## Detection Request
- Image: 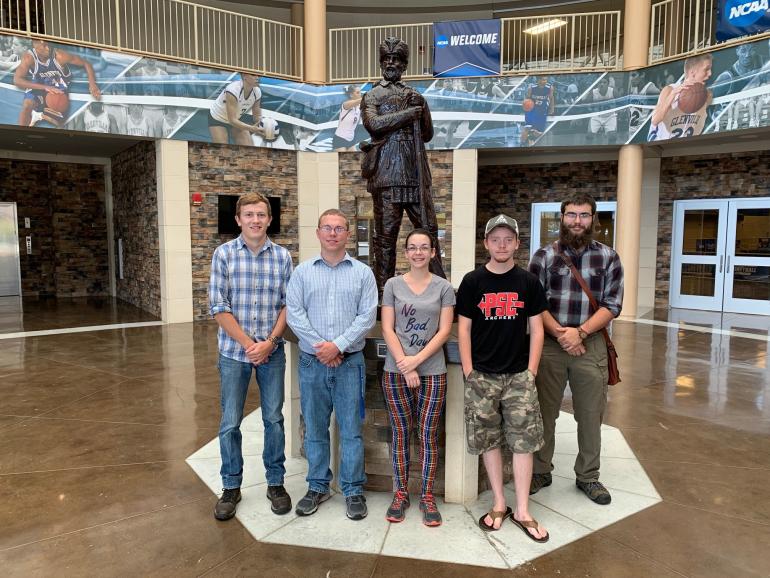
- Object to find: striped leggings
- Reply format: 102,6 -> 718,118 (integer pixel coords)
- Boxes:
381,372 -> 447,496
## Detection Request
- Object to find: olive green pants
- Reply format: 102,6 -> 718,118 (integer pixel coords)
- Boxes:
533,333 -> 609,483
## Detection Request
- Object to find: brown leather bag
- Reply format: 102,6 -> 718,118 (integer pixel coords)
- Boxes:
555,245 -> 621,385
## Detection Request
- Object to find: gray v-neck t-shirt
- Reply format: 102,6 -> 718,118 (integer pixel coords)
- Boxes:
382,274 -> 456,375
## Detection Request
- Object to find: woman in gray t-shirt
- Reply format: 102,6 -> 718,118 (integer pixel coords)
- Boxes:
380,229 -> 455,527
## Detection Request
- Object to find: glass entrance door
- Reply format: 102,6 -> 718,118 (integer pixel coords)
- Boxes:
723,200 -> 770,315
670,200 -> 727,311
671,198 -> 770,315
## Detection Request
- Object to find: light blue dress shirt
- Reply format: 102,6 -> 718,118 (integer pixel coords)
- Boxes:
286,253 -> 378,355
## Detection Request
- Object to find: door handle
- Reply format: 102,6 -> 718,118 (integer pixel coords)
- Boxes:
719,255 -> 723,273
726,255 -> 731,274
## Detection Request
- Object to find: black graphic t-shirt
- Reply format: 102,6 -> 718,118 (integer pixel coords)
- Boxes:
456,264 -> 547,374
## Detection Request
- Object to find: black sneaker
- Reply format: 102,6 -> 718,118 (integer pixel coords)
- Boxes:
295,489 -> 331,516
576,480 -> 612,505
266,485 -> 292,515
214,488 -> 241,521
529,473 -> 552,495
419,494 -> 442,527
385,490 -> 410,523
346,495 -> 368,520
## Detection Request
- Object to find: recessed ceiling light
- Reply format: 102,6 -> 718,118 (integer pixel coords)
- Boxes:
524,19 -> 568,35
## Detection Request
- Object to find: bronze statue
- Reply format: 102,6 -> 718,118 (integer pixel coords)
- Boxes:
360,37 -> 446,292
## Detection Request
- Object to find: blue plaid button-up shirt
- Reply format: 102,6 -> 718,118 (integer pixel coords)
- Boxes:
209,236 -> 293,363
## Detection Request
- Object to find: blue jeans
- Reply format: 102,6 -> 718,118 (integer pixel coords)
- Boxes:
218,346 -> 286,489
298,351 -> 366,497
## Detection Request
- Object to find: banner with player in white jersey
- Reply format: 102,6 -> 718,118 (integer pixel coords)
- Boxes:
3,31 -> 770,151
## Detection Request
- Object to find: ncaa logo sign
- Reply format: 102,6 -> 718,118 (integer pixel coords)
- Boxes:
436,35 -> 449,48
725,0 -> 769,27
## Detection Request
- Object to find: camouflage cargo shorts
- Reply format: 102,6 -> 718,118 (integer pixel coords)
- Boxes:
464,369 -> 544,455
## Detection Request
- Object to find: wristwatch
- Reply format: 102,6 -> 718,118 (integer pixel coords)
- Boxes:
577,327 -> 588,341
267,335 -> 280,346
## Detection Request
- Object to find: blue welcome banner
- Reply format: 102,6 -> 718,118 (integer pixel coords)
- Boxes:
716,0 -> 770,41
433,19 -> 501,77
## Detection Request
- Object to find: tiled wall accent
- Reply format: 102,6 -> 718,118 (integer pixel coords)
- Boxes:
338,151 -> 453,277
111,142 -> 161,316
656,150 -> 770,306
0,158 -> 108,297
476,161 -> 619,270
187,142 -> 299,320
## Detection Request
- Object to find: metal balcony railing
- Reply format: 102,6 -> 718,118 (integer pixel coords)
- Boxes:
0,0 -> 303,80
328,11 -> 622,82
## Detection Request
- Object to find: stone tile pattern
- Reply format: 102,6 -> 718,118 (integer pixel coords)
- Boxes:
338,151 -> 453,278
656,150 -> 770,306
0,158 -> 109,297
187,142 -> 299,320
475,160 -> 618,489
111,141 -> 161,317
476,161 -> 618,271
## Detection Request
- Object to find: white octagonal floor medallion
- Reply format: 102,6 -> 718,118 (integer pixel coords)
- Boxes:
186,411 -> 660,569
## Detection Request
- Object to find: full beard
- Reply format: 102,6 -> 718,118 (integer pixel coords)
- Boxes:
560,222 -> 593,250
382,66 -> 403,83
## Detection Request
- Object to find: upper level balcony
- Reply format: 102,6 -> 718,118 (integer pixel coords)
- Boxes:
2,0 -> 770,83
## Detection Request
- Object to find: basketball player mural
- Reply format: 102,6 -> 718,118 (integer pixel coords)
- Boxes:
649,53 -> 712,142
13,39 -> 101,128
361,37 -> 446,293
521,76 -> 554,146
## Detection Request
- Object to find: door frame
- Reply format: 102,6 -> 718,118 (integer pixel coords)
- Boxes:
530,201 -> 617,261
0,202 -> 22,298
670,199 -> 728,312
723,197 -> 770,315
670,197 -> 770,315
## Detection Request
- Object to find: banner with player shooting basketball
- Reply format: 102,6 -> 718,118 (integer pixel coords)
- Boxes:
3,31 -> 770,151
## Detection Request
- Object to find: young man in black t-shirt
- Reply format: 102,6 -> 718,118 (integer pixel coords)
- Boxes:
457,214 -> 549,543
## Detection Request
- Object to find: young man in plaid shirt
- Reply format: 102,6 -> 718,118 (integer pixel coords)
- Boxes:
528,193 -> 623,505
209,192 -> 293,521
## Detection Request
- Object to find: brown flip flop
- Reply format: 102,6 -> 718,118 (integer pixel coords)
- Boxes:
478,506 -> 512,532
511,516 -> 550,543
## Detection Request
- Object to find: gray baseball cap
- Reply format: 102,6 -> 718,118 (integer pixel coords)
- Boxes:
484,214 -> 519,237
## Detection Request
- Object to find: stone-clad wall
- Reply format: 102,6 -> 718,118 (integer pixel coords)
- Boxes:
111,142 -> 161,316
476,161 -> 619,270
187,143 -> 299,321
0,158 -> 109,297
338,151 -> 453,277
657,150 -> 770,306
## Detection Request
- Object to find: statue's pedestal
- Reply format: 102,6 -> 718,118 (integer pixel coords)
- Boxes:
284,322 -> 479,504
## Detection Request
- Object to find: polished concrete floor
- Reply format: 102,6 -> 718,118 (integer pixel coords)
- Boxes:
1,313 -> 769,577
0,296 -> 160,334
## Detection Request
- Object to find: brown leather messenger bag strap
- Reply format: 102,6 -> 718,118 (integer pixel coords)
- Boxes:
552,242 -> 620,384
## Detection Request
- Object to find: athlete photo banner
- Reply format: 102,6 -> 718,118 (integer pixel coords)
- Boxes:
716,0 -> 770,42
433,19 -> 501,77
3,31 -> 770,151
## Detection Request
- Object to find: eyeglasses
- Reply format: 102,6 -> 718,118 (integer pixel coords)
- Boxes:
563,212 -> 593,220
319,225 -> 348,234
406,245 -> 431,253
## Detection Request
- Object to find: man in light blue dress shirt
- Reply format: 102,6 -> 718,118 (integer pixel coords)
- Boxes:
286,208 -> 378,520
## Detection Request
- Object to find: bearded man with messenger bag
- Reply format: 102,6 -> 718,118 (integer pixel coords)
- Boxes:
528,193 -> 623,506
